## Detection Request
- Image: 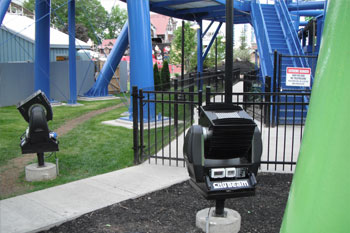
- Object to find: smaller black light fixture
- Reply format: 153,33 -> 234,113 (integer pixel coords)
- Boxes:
184,103 -> 262,216
17,90 -> 59,166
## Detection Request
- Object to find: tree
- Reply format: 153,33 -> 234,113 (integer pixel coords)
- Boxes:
234,26 -> 251,62
24,0 -> 108,43
203,35 -> 225,69
153,64 -> 161,91
239,28 -> 248,50
62,23 -> 89,42
169,22 -> 197,72
161,61 -> 170,90
104,5 -> 128,39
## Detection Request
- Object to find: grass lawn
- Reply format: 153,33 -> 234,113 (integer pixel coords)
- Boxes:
0,100 -> 122,166
27,104 -> 133,192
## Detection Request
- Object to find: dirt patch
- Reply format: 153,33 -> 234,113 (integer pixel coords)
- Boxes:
0,103 -> 124,199
42,173 -> 292,233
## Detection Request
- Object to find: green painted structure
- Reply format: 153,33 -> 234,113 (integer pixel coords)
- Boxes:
280,1 -> 350,232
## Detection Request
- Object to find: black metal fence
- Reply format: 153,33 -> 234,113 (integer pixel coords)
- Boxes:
132,71 -> 310,172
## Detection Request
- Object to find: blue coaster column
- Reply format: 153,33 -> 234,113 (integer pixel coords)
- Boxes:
35,0 -> 51,98
127,0 -> 155,120
0,0 -> 11,25
85,22 -> 129,96
196,20 -> 203,90
68,0 -> 77,104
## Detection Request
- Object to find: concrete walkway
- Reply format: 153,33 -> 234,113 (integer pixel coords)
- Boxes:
0,163 -> 189,233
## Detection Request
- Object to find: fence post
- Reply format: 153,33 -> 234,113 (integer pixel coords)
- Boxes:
206,86 -> 211,105
215,71 -> 219,92
174,79 -> 178,127
272,51 -> 278,127
277,54 -> 282,126
264,76 -> 271,126
139,88 -> 144,162
198,89 -> 203,116
132,86 -> 139,164
190,74 -> 195,123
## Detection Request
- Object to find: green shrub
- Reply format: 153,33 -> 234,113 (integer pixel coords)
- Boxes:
153,64 -> 161,91
161,60 -> 171,90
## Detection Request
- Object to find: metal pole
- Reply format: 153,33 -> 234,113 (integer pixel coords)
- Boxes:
181,20 -> 185,91
68,0 -> 77,104
215,199 -> 226,217
37,152 -> 45,167
225,0 -> 233,104
215,38 -> 218,72
35,0 -> 51,98
197,20 -> 203,90
132,86 -> 139,164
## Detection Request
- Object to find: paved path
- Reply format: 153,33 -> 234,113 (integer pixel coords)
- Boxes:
0,163 -> 189,233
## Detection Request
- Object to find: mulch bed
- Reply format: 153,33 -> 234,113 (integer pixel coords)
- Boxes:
42,173 -> 292,233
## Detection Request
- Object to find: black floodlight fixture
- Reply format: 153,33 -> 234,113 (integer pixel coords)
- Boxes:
17,90 -> 59,166
184,103 -> 262,216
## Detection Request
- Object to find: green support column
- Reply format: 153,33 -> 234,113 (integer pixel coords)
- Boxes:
280,1 -> 350,233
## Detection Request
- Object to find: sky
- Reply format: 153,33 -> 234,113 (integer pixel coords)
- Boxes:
99,0 -> 127,13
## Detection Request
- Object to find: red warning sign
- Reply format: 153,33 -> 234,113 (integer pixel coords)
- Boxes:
286,67 -> 311,87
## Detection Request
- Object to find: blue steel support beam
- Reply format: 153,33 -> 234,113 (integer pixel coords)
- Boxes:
202,22 -> 222,60
175,5 -> 223,15
151,0 -> 203,8
68,0 -> 77,104
288,1 -> 325,11
197,20 -> 203,90
202,20 -> 214,39
85,22 -> 129,96
35,0 -> 51,98
299,21 -> 308,27
0,0 -> 11,26
291,10 -> 323,17
127,0 -> 155,120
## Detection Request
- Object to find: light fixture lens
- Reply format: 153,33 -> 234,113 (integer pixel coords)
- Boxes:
211,168 -> 225,179
191,23 -> 200,30
225,168 -> 236,178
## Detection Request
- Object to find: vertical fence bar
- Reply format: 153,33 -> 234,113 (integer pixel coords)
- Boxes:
272,50 -> 278,127
169,92 -> 172,165
174,79 -> 179,166
132,86 -> 139,164
198,90 -> 203,116
243,74 -> 247,110
190,74 -> 194,125
161,92 -> 164,165
277,54 -> 282,125
300,94 -> 305,142
154,92 -> 158,164
291,94 -> 296,171
139,89 -> 144,162
147,92 -> 151,163
282,93 -> 288,171
265,76 -> 271,126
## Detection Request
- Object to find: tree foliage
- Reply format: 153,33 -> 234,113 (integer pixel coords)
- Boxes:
105,5 -> 128,39
203,36 -> 225,69
23,0 -> 127,44
239,28 -> 248,50
169,22 -> 197,72
161,61 -> 170,90
153,64 -> 161,91
234,27 -> 251,62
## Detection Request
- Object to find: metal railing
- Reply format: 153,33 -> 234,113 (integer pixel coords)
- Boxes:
132,72 -> 310,172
